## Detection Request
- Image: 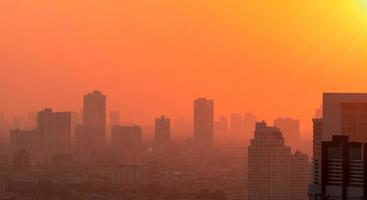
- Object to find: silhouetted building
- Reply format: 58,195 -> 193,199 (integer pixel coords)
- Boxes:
38,109 -> 71,154
12,150 -> 30,171
111,125 -> 142,151
82,90 -> 106,147
193,98 -> 214,145
230,113 -> 243,136
110,111 -> 120,127
10,129 -> 38,153
155,116 -> 170,144
249,121 -> 310,200
309,135 -> 367,199
243,113 -> 257,139
312,118 -> 323,186
274,117 -> 300,145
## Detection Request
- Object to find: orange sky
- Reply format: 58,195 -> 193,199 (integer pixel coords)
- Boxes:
1,0 -> 367,138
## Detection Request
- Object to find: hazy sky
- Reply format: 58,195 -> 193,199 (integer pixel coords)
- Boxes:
1,0 -> 367,137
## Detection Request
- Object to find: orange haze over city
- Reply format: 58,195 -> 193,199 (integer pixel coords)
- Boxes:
2,0 -> 367,139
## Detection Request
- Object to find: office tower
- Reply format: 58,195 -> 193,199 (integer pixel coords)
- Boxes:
110,111 -> 120,126
214,116 -> 228,135
274,117 -> 300,145
111,125 -> 142,151
230,113 -> 243,136
38,109 -> 71,154
291,151 -> 311,200
248,121 -> 292,200
243,113 -> 257,139
193,98 -> 214,145
12,150 -> 30,171
248,121 -> 310,200
309,135 -> 367,199
10,129 -> 38,154
309,93 -> 367,199
155,116 -> 170,144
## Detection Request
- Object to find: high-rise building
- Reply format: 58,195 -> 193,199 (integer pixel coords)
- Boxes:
230,113 -> 243,136
243,113 -> 257,139
193,98 -> 214,145
274,117 -> 300,145
249,121 -> 310,200
309,93 -> 367,199
111,125 -> 142,151
37,109 -> 71,154
10,129 -> 38,154
77,91 -> 107,151
309,135 -> 367,199
155,116 -> 170,144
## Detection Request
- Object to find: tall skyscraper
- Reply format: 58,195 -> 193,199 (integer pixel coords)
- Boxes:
37,109 -> 71,154
248,121 -> 310,200
274,117 -> 300,145
155,116 -> 170,144
111,125 -> 142,151
230,113 -> 243,136
77,90 -> 107,149
193,98 -> 214,145
309,93 -> 367,199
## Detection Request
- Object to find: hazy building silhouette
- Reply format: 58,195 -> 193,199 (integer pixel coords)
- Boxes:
155,116 -> 170,144
193,98 -> 214,145
83,90 -> 106,146
274,117 -> 300,145
110,111 -> 120,127
214,116 -> 228,136
12,150 -> 30,171
243,113 -> 257,139
230,113 -> 243,136
249,121 -> 310,200
38,109 -> 71,155
312,118 -> 323,186
111,125 -> 142,151
10,129 -> 38,154
112,164 -> 139,185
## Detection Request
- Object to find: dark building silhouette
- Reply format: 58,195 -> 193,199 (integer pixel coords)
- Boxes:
193,98 -> 214,145
111,125 -> 142,151
38,109 -> 71,154
155,116 -> 170,144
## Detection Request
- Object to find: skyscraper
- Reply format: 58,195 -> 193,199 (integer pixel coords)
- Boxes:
37,109 -> 71,154
248,121 -> 310,200
274,117 -> 300,145
193,98 -> 214,145
230,113 -> 243,136
79,90 -> 106,148
155,116 -> 170,144
111,125 -> 142,151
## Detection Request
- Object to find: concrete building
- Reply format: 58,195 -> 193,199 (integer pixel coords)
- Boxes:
193,98 -> 214,145
155,116 -> 171,144
111,125 -> 142,151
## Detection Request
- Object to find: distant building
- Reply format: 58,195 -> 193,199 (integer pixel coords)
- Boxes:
111,126 -> 142,151
230,113 -> 243,136
243,113 -> 257,139
274,117 -> 300,145
214,116 -> 228,136
112,164 -> 139,185
248,121 -> 310,200
38,108 -> 71,154
193,98 -> 214,145
12,150 -> 30,171
10,129 -> 38,154
155,116 -> 171,144
110,111 -> 120,127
